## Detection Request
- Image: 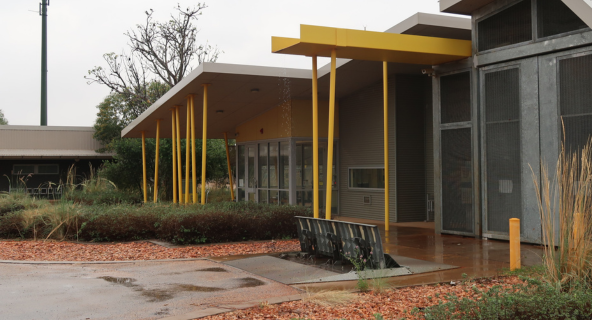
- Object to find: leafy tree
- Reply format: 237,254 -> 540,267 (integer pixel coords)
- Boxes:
0,109 -> 8,125
88,4 -> 229,198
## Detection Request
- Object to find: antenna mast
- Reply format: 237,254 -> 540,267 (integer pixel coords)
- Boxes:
40,0 -> 49,126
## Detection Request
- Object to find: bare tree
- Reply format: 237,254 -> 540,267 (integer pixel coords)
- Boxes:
86,4 -> 221,118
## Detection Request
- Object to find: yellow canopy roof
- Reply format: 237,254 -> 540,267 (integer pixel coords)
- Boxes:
272,25 -> 472,65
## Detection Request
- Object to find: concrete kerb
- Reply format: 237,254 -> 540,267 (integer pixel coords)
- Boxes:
0,257 -> 209,265
159,293 -> 306,320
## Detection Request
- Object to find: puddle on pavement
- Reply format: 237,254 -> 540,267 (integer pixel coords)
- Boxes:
141,288 -> 175,302
99,276 -> 137,288
238,277 -> 265,288
278,253 -> 355,274
174,284 -> 225,292
196,267 -> 228,272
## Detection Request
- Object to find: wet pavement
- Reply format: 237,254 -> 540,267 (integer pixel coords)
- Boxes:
0,259 -> 300,320
294,217 -> 544,291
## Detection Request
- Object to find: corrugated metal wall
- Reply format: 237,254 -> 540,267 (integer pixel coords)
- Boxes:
396,76 -> 429,222
338,78 -> 396,222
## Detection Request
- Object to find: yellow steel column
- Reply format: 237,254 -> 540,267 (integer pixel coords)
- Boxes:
142,131 -> 147,203
201,84 -> 210,205
325,49 -> 337,220
153,119 -> 161,203
312,55 -> 319,219
175,106 -> 183,203
190,95 -> 197,204
383,61 -> 389,231
185,99 -> 191,204
224,132 -> 235,201
171,110 -> 178,204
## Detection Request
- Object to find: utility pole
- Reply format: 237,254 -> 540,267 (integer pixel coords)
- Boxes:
40,0 -> 49,126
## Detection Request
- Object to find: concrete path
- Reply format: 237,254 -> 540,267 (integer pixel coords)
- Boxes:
0,259 -> 300,320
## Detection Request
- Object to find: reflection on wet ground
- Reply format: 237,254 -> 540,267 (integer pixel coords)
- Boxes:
99,276 -> 226,302
295,217 -> 544,291
197,267 -> 228,272
238,277 -> 266,288
278,253 -> 356,274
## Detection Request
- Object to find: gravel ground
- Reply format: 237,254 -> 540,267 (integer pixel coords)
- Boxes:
0,239 -> 300,261
202,276 -> 525,320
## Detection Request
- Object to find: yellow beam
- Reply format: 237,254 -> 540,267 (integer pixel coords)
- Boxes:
325,49 -> 337,220
272,25 -> 472,65
224,132 -> 235,201
171,109 -> 177,204
153,119 -> 161,203
190,95 -> 197,204
185,99 -> 191,204
383,61 -> 389,231
141,131 -> 147,203
175,106 -> 183,203
312,56 -> 319,219
201,84 -> 210,205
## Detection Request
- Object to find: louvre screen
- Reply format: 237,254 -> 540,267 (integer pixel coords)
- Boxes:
478,0 -> 532,52
560,54 -> 592,154
537,0 -> 588,38
440,72 -> 471,124
485,68 -> 522,233
441,128 -> 473,233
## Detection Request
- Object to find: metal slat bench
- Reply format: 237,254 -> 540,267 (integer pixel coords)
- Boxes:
295,216 -> 400,269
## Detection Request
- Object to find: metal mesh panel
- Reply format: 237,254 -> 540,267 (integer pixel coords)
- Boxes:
537,0 -> 588,38
478,0 -> 532,52
560,54 -> 592,154
441,128 -> 473,233
440,72 -> 471,124
485,69 -> 520,122
485,68 -> 522,233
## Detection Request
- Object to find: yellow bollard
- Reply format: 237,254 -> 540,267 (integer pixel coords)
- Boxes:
509,218 -> 521,271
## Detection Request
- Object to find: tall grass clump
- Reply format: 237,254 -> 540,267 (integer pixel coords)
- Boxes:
534,137 -> 592,290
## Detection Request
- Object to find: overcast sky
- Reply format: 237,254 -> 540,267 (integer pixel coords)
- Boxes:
0,0 -> 446,127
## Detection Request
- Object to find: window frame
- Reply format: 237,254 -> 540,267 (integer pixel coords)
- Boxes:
347,167 -> 386,191
12,164 -> 59,175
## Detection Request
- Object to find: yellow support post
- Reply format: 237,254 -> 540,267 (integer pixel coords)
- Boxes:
141,131 -> 147,203
191,95 -> 197,204
224,132 -> 235,201
185,99 -> 191,204
171,110 -> 178,204
383,61 -> 389,231
325,49 -> 337,220
312,55 -> 319,219
175,106 -> 183,203
153,119 -> 161,203
510,218 -> 521,271
201,84 -> 210,205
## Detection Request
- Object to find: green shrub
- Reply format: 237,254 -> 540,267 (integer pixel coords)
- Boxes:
65,189 -> 142,205
0,192 -> 47,216
415,277 -> 592,320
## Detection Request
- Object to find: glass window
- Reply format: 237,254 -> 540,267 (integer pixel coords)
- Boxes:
37,164 -> 59,174
269,143 -> 278,188
279,142 -> 289,189
258,144 -> 268,188
238,145 -> 245,188
269,190 -> 279,205
248,147 -> 255,188
303,145 -> 313,188
258,189 -> 268,204
13,165 -> 35,175
349,168 -> 385,189
296,144 -> 303,188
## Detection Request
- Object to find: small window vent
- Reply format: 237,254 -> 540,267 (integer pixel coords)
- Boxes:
363,195 -> 372,205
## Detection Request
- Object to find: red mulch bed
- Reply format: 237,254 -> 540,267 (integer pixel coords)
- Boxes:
0,239 -> 300,261
202,276 -> 525,320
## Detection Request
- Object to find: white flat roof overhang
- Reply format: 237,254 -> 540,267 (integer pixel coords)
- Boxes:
121,63 -> 312,139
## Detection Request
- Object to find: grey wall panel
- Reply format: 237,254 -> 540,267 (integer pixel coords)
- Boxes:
396,76 -> 429,222
425,80 -> 435,222
338,78 -> 396,222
